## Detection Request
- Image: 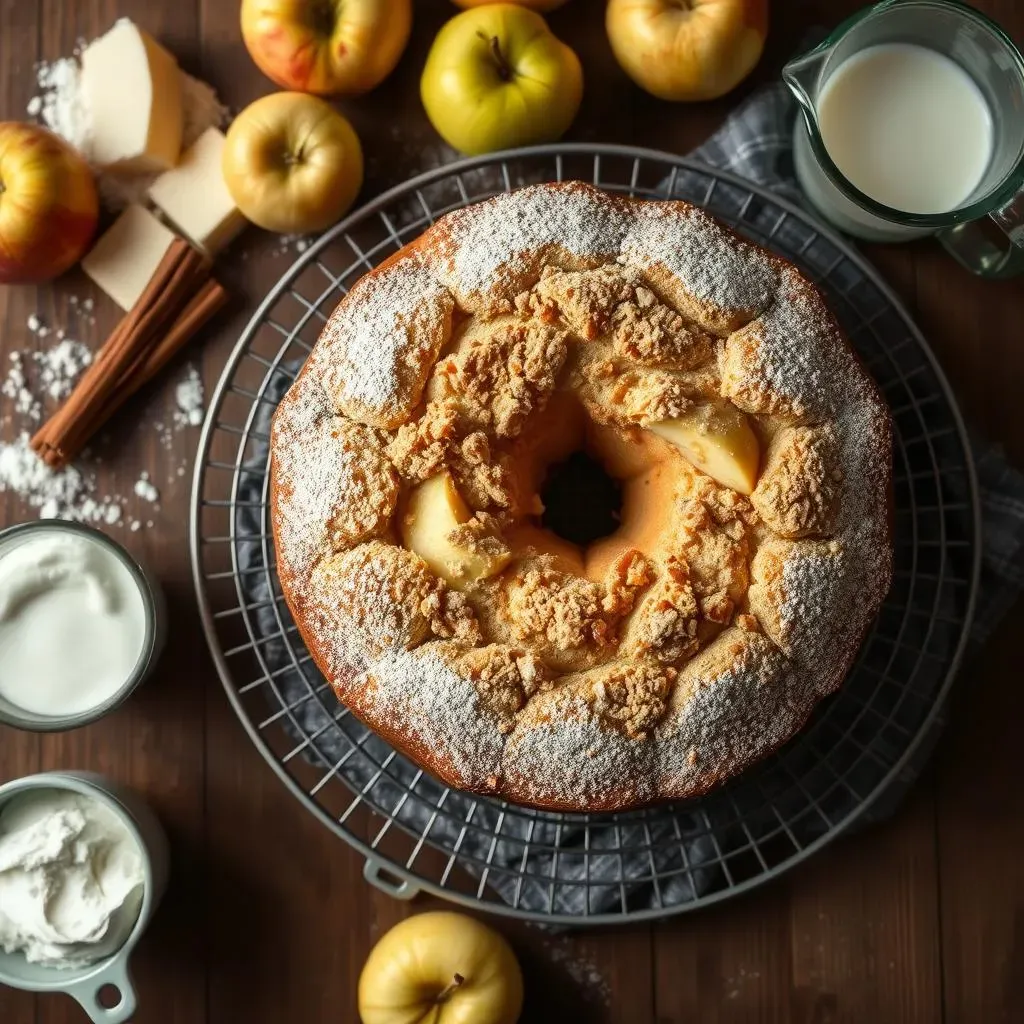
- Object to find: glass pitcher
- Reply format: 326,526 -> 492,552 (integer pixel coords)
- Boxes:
783,0 -> 1024,278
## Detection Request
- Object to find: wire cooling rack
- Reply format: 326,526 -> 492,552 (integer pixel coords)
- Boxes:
190,145 -> 980,925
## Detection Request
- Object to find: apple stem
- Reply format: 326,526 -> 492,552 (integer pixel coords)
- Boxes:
436,973 -> 466,1003
477,31 -> 513,82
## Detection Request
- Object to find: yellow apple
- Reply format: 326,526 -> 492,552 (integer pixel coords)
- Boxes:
606,0 -> 768,101
649,402 -> 760,494
221,92 -> 363,234
421,4 -> 583,155
241,0 -> 412,96
0,123 -> 98,284
401,472 -> 511,587
454,0 -> 568,9
359,911 -> 523,1024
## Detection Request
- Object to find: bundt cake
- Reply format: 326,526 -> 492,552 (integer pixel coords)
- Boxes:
269,182 -> 892,812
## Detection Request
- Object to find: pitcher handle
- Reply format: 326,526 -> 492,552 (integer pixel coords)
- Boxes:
936,184 -> 1024,279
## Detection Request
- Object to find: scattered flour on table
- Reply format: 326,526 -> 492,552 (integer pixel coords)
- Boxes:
269,234 -> 312,258
173,366 -> 205,428
2,334 -> 93,425
541,938 -> 611,1007
29,56 -> 89,151
133,471 -> 159,504
0,309 -> 197,525
28,32 -> 229,212
0,434 -> 122,524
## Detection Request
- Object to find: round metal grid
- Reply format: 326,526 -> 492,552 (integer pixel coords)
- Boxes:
190,145 -> 981,925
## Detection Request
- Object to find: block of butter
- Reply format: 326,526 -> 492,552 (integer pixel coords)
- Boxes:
81,204 -> 178,312
81,19 -> 183,173
147,128 -> 247,255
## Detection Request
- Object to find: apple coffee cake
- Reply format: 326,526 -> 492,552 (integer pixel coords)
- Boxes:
269,182 -> 892,811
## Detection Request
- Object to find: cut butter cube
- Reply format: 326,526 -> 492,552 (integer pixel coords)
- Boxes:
147,128 -> 246,254
81,19 -> 183,172
81,204 -> 177,311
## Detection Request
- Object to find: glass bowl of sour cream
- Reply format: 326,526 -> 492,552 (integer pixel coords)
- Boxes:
0,771 -> 170,1023
0,521 -> 166,731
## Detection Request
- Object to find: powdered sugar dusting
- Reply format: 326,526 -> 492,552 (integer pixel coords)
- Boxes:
729,266 -> 891,672
434,184 -> 777,321
316,255 -> 452,428
503,692 -> 657,807
304,577 -> 507,789
438,186 -> 626,300
624,201 -> 777,317
273,386 -> 350,577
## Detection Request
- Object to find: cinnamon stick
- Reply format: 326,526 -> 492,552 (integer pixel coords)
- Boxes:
131,279 -> 229,389
53,280 -> 230,455
31,240 -> 206,468
111,258 -> 209,392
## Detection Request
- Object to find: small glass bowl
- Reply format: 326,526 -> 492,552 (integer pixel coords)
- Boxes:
0,520 -> 167,731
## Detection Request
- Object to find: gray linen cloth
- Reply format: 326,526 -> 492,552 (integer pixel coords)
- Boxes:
235,86 -> 1024,915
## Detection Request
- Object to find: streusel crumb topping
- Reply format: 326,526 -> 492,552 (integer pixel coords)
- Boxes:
429,320 -> 569,438
752,423 -> 841,538
322,541 -> 480,653
505,560 -> 613,653
626,556 -> 701,663
386,400 -> 460,482
588,661 -> 677,738
455,644 -> 553,731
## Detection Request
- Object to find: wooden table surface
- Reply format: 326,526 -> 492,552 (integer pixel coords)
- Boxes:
1,1 -> 1022,1022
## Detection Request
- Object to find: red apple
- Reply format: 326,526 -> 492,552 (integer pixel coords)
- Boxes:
0,123 -> 99,284
240,0 -> 412,96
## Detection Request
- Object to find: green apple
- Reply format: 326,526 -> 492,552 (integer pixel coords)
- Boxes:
421,3 -> 583,155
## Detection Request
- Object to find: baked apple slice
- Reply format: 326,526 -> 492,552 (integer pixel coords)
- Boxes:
650,402 -> 760,495
401,472 -> 510,586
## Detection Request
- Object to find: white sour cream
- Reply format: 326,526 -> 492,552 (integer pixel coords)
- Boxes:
0,531 -> 147,717
0,789 -> 145,968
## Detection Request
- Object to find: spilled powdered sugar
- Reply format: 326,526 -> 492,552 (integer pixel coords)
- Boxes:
541,938 -> 612,1007
0,434 -> 122,524
133,472 -> 159,504
2,337 -> 93,425
173,366 -> 205,428
1,315 -> 203,525
272,183 -> 892,806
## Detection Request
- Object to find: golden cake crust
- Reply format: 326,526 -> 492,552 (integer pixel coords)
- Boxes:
270,182 -> 893,812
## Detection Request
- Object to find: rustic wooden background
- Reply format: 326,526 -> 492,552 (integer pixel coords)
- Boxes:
1,1 -> 1022,1021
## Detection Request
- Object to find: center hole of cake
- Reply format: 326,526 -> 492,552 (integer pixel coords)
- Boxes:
540,450 -> 622,547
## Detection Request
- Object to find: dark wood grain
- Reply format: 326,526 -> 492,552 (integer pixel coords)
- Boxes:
1,2 -> 1022,1022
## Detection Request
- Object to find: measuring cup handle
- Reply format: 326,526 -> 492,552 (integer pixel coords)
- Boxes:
936,184 -> 1024,279
65,959 -> 137,1024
